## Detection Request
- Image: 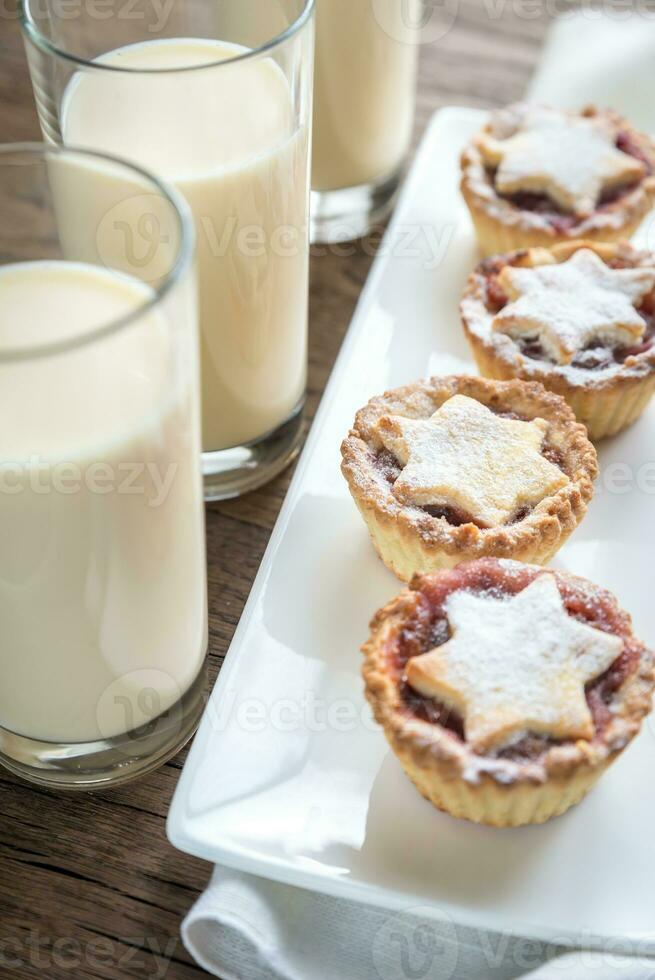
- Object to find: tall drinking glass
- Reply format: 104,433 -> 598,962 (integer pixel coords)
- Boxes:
21,0 -> 315,500
311,0 -> 421,243
0,144 -> 207,789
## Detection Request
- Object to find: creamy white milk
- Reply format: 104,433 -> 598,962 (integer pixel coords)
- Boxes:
312,0 -> 419,192
61,39 -> 309,452
0,261 -> 206,743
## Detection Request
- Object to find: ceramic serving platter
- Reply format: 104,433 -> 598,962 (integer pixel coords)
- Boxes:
168,108 -> 655,950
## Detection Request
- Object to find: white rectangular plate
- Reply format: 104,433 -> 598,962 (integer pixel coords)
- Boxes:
169,108 -> 655,949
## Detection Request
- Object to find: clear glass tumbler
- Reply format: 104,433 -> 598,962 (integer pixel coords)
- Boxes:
311,0 -> 422,243
22,0 -> 315,501
0,144 -> 208,789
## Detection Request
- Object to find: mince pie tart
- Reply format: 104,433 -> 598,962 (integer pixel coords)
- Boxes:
461,104 -> 655,257
461,240 -> 655,440
340,376 -> 597,582
362,559 -> 654,826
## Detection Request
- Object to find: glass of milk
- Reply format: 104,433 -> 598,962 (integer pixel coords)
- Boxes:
312,0 -> 422,243
0,144 -> 208,789
21,0 -> 315,501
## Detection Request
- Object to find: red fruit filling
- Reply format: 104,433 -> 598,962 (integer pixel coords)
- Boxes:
385,559 -> 639,760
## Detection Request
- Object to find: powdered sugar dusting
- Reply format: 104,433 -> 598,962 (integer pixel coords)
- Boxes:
375,394 -> 569,528
493,249 -> 655,365
478,107 -> 645,217
406,575 -> 623,753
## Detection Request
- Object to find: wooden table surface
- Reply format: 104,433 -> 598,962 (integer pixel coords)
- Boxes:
0,4 -> 550,977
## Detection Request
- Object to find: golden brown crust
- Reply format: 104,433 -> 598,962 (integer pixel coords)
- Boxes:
460,240 -> 655,440
362,561 -> 655,826
460,104 -> 655,258
340,375 -> 598,582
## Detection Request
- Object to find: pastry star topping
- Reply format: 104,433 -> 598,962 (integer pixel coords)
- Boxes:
478,107 -> 645,217
493,249 -> 655,365
406,575 -> 623,752
375,394 -> 569,528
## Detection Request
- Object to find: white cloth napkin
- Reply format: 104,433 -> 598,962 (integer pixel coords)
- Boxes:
528,10 -> 655,129
183,868 -> 655,980
181,14 -> 655,979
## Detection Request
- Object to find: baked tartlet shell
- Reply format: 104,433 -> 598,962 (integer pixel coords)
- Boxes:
461,241 -> 655,441
460,106 -> 655,258
362,567 -> 655,827
341,376 -> 598,583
